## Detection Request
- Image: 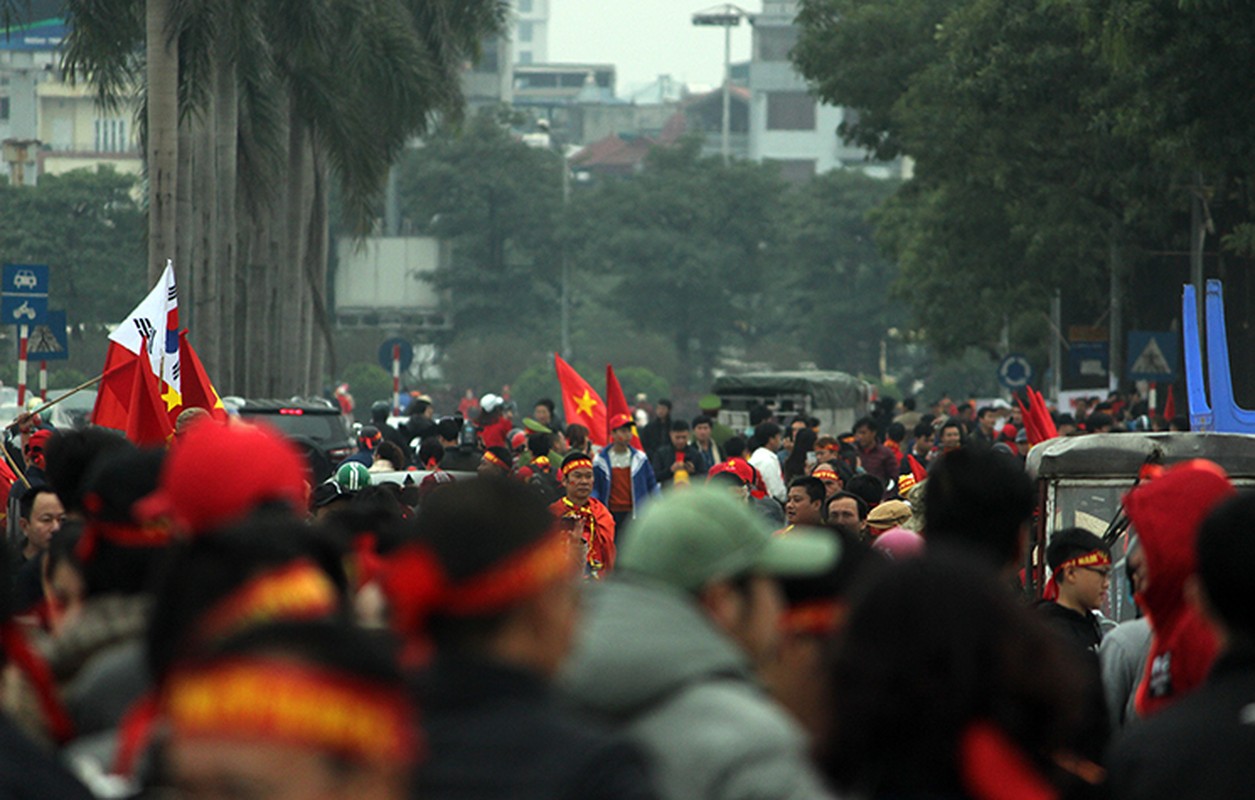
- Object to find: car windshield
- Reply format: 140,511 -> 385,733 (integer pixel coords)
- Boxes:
241,411 -> 344,442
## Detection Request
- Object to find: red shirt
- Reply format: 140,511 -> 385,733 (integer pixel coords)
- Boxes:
550,496 -> 616,577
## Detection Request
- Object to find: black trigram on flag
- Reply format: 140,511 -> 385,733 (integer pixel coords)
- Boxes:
134,317 -> 157,352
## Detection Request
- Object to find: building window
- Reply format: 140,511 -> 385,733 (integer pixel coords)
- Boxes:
766,92 -> 816,131
0,97 -> 9,121
755,26 -> 798,62
94,118 -> 128,152
474,39 -> 501,73
518,21 -> 533,43
518,50 -> 533,65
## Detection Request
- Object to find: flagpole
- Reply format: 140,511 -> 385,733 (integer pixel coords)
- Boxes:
0,439 -> 30,490
5,373 -> 107,433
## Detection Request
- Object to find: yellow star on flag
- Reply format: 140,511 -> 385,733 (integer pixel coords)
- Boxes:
162,383 -> 183,413
574,390 -> 598,418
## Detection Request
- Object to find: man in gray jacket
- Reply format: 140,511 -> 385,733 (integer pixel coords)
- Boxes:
562,485 -> 840,800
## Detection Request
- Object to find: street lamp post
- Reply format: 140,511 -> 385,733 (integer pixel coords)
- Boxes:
692,4 -> 747,165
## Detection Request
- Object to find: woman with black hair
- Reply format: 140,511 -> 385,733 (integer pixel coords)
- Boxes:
784,428 -> 818,484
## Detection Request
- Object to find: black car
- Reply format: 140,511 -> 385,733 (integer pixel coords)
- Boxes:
223,397 -> 354,482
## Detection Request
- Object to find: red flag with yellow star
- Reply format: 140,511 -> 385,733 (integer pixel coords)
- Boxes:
555,354 -> 607,447
605,364 -> 643,450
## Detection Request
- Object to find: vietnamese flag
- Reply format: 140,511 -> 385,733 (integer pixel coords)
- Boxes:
605,364 -> 643,450
1163,384 -> 1177,420
555,354 -> 607,447
92,341 -> 144,432
124,338 -> 174,446
177,331 -> 228,423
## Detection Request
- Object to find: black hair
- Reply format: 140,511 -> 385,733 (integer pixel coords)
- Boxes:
977,406 -> 996,418
939,417 -> 963,434
853,416 -> 877,434
749,405 -> 773,426
669,419 -> 691,433
43,428 -> 133,517
708,471 -> 745,489
924,448 -> 1034,570
845,473 -> 885,509
411,399 -> 432,416
1045,527 -> 1109,572
534,397 -> 556,414
417,477 -> 555,650
780,525 -> 880,612
417,437 -> 444,467
371,403 -> 390,423
18,484 -> 58,521
807,416 -> 821,429
656,398 -> 672,411
913,421 -> 933,440
374,441 -> 407,470
435,418 -> 461,442
79,448 -> 169,597
1086,412 -> 1114,431
146,514 -> 348,681
826,490 -> 869,521
565,424 -> 589,449
692,415 -> 713,429
753,422 -> 781,447
822,555 -> 1088,794
526,432 -> 552,458
482,446 -> 512,470
783,429 -> 818,482
724,435 -> 748,458
1197,493 -> 1255,641
886,422 -> 906,443
903,398 -> 917,412
788,476 -> 826,504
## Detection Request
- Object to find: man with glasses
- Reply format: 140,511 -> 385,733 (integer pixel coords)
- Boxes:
1038,527 -> 1112,653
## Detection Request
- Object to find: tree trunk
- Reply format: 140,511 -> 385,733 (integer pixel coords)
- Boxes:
213,50 -> 238,392
176,115 -> 194,337
192,98 -> 218,370
281,100 -> 307,394
304,146 -> 336,394
146,0 -> 178,285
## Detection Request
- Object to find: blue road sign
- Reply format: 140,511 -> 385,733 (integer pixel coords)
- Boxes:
997,354 -> 1034,390
378,337 -> 414,372
1127,331 -> 1178,382
1,263 -> 50,326
27,310 -> 68,361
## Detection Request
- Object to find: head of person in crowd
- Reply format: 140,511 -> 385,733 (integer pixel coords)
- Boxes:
527,432 -> 553,462
560,451 -> 596,505
654,398 -> 672,423
369,401 -> 391,427
371,441 -> 406,472
821,555 -> 1093,798
783,428 -> 817,481
749,404 -> 774,428
43,428 -> 132,519
76,447 -> 172,599
810,462 -> 844,498
1122,458 -> 1235,716
785,477 -> 826,527
533,398 -> 556,429
417,437 -> 444,471
707,467 -> 750,503
509,430 -> 528,458
844,473 -> 885,510
1195,492 -> 1255,650
157,621 -> 416,800
825,491 -> 868,539
912,421 -> 934,456
19,485 -> 64,562
938,417 -> 965,451
140,420 -> 309,537
865,499 -> 912,537
977,406 -> 997,437
477,446 -> 513,478
435,417 -> 461,449
174,406 -> 211,438
477,393 -> 506,423
885,421 -> 906,447
871,527 -> 926,561
1043,527 -> 1111,615
611,485 -> 840,669
146,516 -> 347,683
388,477 -> 580,677
565,423 -> 590,454
357,425 -> 383,456
813,435 -> 839,464
852,417 -> 879,451
609,413 -> 635,452
22,428 -> 54,473
752,422 -> 782,453
924,447 -> 1035,576
668,419 -> 691,451
42,520 -> 85,633
956,402 -> 974,423
698,394 -> 722,418
762,526 -> 879,749
692,415 -> 714,447
724,434 -> 748,459
1085,412 -> 1114,433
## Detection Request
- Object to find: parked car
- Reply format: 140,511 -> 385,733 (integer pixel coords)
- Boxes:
222,397 -> 355,483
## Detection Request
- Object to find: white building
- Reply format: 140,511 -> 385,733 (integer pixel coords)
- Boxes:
511,0 -> 550,66
747,0 -> 884,182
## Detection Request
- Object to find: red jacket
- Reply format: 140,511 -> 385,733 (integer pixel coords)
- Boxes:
550,496 -> 616,578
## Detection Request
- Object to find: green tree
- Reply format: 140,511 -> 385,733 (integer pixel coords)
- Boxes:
0,168 -> 146,324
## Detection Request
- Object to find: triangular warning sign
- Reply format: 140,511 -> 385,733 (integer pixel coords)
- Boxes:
1131,337 -> 1171,375
28,325 -> 64,355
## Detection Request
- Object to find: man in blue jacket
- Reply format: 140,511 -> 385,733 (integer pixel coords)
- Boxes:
594,413 -> 660,543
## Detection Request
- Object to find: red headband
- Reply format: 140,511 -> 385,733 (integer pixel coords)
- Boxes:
1042,549 -> 1111,601
482,451 -> 510,471
164,659 -> 418,765
561,456 -> 593,478
195,562 -> 339,648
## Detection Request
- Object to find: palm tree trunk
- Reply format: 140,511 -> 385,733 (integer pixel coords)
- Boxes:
213,50 -> 238,391
191,105 -> 218,362
175,117 -> 194,324
281,100 -> 307,394
304,146 -> 335,394
147,0 -> 178,285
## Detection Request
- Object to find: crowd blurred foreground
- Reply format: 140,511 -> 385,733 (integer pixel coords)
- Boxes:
0,387 -> 1250,800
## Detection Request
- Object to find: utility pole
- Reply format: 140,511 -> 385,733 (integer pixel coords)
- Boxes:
692,4 -> 747,164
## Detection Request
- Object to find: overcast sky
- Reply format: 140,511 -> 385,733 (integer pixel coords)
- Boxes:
547,0 -> 756,96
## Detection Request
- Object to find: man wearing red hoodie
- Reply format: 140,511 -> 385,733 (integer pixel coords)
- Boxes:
1121,459 -> 1235,717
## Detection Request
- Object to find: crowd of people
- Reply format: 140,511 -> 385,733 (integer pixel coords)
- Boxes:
0,384 -> 1247,799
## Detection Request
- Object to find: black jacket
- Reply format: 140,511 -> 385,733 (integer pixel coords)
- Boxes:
1108,645 -> 1255,799
0,713 -> 94,799
650,444 -> 707,486
415,654 -> 657,800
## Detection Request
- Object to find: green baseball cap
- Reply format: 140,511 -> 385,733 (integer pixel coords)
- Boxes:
522,417 -> 553,434
618,485 -> 841,591
698,393 -> 723,412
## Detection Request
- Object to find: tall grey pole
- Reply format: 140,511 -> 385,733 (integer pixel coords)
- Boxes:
721,18 -> 732,164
